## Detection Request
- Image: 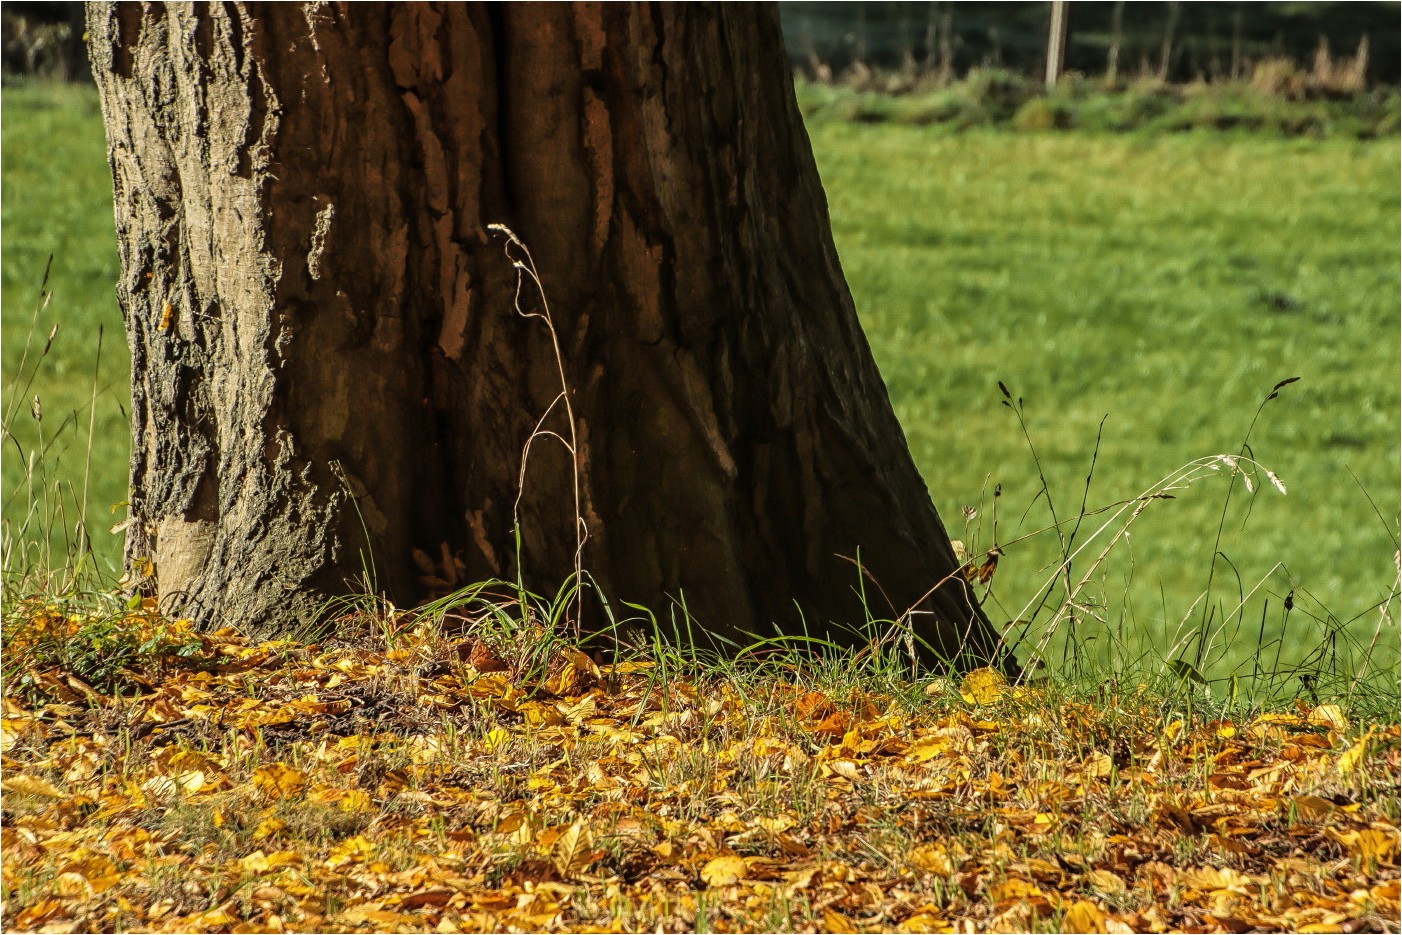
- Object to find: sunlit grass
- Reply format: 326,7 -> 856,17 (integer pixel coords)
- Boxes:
812,124 -> 1400,678
1,82 -> 128,577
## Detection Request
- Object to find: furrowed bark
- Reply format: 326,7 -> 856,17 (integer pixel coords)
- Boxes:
89,2 -> 1008,671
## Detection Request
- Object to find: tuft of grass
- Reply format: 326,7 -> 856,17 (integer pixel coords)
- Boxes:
2,82 -> 128,586
1,596 -> 205,703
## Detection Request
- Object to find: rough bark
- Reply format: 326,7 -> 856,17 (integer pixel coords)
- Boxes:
88,2 -> 1009,671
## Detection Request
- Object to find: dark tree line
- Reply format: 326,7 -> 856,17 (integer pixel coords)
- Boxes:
8,2 -> 1397,87
782,2 -> 1400,87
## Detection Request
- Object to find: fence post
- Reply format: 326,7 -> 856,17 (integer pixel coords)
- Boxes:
1046,1 -> 1070,88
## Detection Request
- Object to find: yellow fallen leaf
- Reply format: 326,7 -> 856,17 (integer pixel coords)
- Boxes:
552,821 -> 595,879
239,849 -> 302,874
176,770 -> 212,794
823,908 -> 858,933
558,694 -> 597,724
253,816 -> 286,840
59,854 -> 119,894
191,904 -> 239,927
700,854 -> 747,886
338,788 -> 372,813
1,774 -> 64,798
1063,900 -> 1107,934
1371,879 -> 1401,904
959,667 -> 1008,705
1291,795 -> 1335,821
990,877 -> 1047,902
326,834 -> 376,867
900,911 -> 954,934
544,650 -> 597,696
1351,829 -> 1400,864
307,783 -> 347,805
1308,703 -> 1349,732
905,736 -> 952,762
1338,729 -> 1374,773
338,905 -> 421,926
1083,869 -> 1126,895
1082,751 -> 1115,778
826,758 -> 861,780
908,844 -> 959,875
141,775 -> 178,798
481,727 -> 511,751
469,674 -> 512,698
54,871 -> 93,898
757,815 -> 795,834
251,763 -> 306,800
494,810 -> 527,835
13,899 -> 65,929
1179,866 -> 1256,893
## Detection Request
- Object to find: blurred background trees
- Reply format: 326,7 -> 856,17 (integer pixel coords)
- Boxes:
779,2 -> 1397,91
5,2 -> 1397,92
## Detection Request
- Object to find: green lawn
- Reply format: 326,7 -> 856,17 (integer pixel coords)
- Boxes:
810,123 -> 1399,678
3,83 -> 1398,683
2,83 -> 127,573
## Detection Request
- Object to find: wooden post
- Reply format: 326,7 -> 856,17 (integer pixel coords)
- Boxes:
1158,1 -> 1181,82
1106,0 -> 1124,86
1230,4 -> 1244,80
1046,1 -> 1070,88
937,3 -> 955,85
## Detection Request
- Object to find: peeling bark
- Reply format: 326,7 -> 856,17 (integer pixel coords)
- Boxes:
89,2 -> 1009,671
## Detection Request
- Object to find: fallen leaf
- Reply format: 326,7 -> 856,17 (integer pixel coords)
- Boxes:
1338,729 -> 1374,773
481,727 -> 512,751
326,834 -> 376,867
796,691 -> 835,721
1291,795 -> 1335,821
959,668 -> 1008,705
824,908 -> 858,933
552,821 -> 595,879
1083,869 -> 1126,895
251,763 -> 306,800
901,911 -> 954,933
1,774 -> 64,798
701,854 -> 747,887
54,871 -> 92,898
1309,704 -> 1349,732
1063,900 -> 1107,934
906,735 -> 952,762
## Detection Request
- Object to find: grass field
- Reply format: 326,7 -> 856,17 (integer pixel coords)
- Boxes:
2,82 -> 1398,687
807,121 -> 1399,684
1,83 -> 127,573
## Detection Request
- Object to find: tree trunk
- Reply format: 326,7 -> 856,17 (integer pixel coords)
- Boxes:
87,2 -> 1007,671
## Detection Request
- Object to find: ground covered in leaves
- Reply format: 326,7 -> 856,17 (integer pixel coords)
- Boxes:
2,601 -> 1399,933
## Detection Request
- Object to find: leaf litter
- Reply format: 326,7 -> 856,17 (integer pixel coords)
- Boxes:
2,600 -> 1397,933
